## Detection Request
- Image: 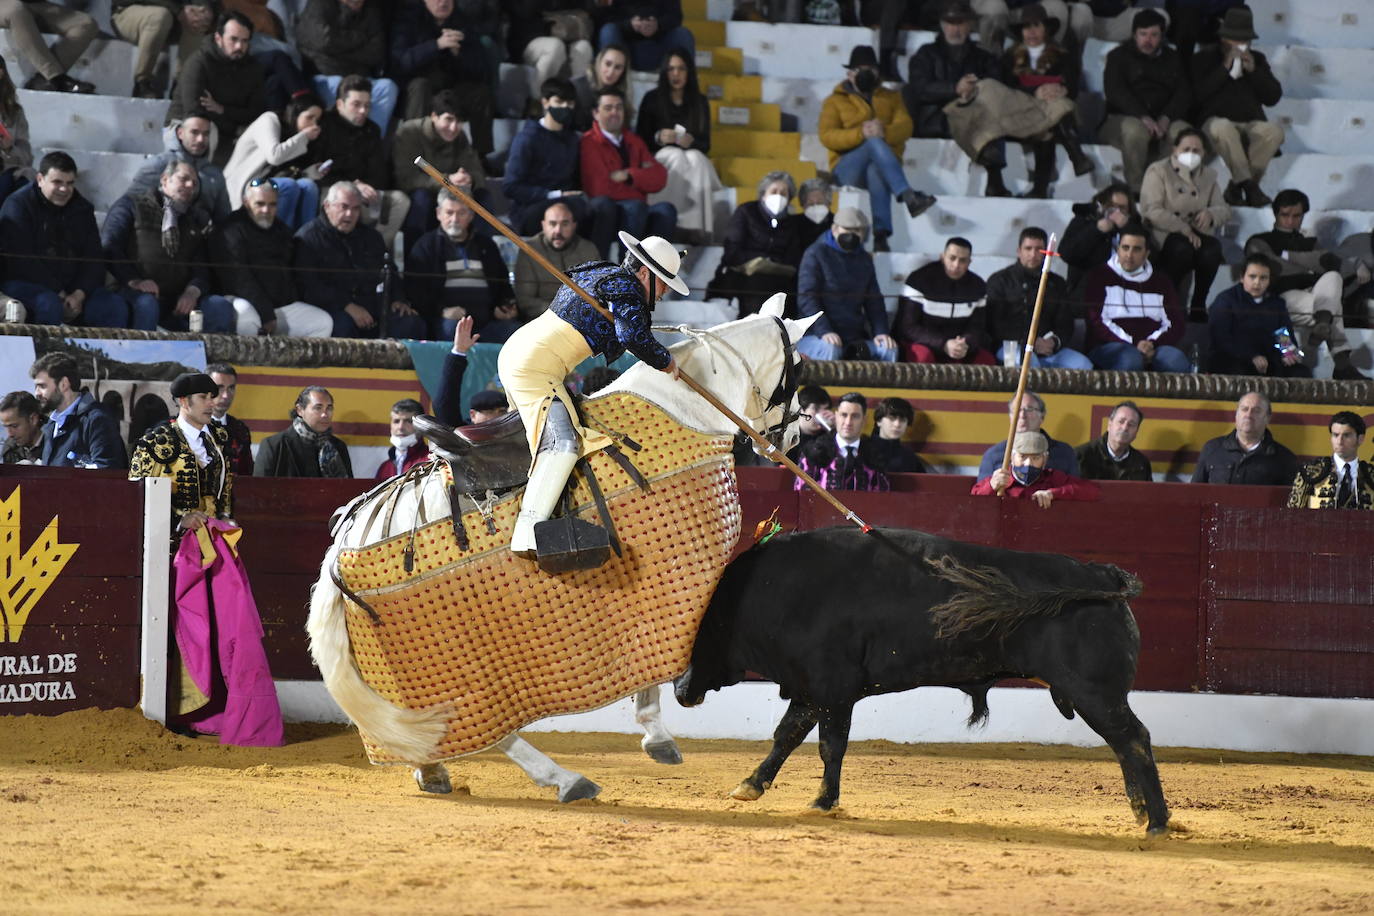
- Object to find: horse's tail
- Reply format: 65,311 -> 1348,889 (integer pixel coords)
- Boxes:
307,545 -> 448,763
926,554 -> 1141,640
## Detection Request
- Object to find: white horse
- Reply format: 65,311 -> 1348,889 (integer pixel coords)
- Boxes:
308,295 -> 820,801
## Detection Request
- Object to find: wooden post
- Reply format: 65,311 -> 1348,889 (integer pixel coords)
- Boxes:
997,233 -> 1059,495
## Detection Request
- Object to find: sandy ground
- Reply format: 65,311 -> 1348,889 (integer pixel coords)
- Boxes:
3,708 -> 1374,915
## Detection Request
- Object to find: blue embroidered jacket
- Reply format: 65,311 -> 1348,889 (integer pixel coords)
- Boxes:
550,261 -> 673,370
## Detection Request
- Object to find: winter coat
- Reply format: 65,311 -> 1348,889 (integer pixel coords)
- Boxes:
796,231 -> 889,345
128,123 -> 231,221
895,261 -> 990,353
0,182 -> 106,295
984,261 -> 1074,348
391,116 -> 487,194
390,0 -> 488,83
905,36 -> 1001,138
970,467 -> 1100,500
1060,202 -> 1123,298
102,188 -> 215,310
292,214 -> 391,320
296,0 -> 389,76
253,423 -> 353,478
977,435 -> 1079,480
210,209 -> 299,319
1192,429 -> 1298,486
635,87 -> 711,154
39,391 -> 127,469
1003,40 -> 1080,99
578,122 -> 666,201
1190,45 -> 1281,124
404,227 -> 512,331
305,109 -> 389,190
718,199 -> 807,270
1139,157 -> 1230,250
223,111 -> 315,207
1102,41 -> 1191,122
502,118 -> 581,227
1207,282 -> 1298,371
1075,434 -> 1153,482
818,81 -> 912,169
1244,228 -> 1334,295
168,35 -> 268,140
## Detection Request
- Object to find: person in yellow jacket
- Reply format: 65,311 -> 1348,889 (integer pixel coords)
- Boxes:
819,45 -> 937,252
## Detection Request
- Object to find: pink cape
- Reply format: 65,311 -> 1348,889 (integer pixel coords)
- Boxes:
173,520 -> 284,747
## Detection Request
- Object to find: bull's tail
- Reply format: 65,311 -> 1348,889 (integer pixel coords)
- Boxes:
927,554 -> 1140,640
307,545 -> 448,763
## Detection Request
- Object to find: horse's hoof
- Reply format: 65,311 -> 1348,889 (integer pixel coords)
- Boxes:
643,738 -> 683,765
558,777 -> 601,803
413,763 -> 452,794
729,780 -> 763,801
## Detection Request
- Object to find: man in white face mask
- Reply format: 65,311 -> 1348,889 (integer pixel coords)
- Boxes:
374,398 -> 430,480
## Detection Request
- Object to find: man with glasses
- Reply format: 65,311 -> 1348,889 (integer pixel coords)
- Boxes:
976,390 -> 1080,479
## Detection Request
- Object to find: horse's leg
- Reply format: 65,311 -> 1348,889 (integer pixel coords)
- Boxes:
810,703 -> 853,811
497,734 -> 602,803
731,698 -> 817,801
413,762 -> 452,794
1057,682 -> 1170,834
634,685 -> 683,765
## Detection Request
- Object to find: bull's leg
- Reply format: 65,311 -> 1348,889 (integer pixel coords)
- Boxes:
732,699 -> 817,801
810,704 -> 853,811
634,685 -> 683,765
497,734 -> 602,803
1063,689 -> 1170,835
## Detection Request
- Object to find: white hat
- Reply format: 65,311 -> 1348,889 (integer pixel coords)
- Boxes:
618,231 -> 690,296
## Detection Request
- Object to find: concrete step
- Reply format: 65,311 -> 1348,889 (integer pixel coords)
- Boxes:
697,46 -> 743,76
712,127 -> 800,158
701,73 -> 762,103
40,148 -> 151,211
710,99 -> 781,131
717,156 -> 817,193
0,31 -> 138,98
21,90 -> 169,155
1269,97 -> 1374,155
684,19 -> 727,45
1268,44 -> 1374,100
1249,0 -> 1374,49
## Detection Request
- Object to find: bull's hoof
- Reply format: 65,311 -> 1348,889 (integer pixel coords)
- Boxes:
557,777 -> 602,803
1146,822 -> 1171,837
642,738 -> 683,765
809,796 -> 837,812
729,780 -> 764,801
413,763 -> 452,795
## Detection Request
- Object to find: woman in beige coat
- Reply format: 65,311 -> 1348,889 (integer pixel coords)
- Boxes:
1140,128 -> 1231,320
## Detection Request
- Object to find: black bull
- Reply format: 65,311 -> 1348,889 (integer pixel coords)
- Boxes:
675,526 -> 1170,834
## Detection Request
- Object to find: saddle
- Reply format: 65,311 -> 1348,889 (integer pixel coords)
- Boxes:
412,413 -> 531,495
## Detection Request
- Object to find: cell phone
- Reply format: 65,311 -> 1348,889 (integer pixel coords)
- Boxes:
318,159 -> 333,175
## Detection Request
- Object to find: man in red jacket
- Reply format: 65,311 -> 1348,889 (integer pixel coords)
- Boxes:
580,87 -> 677,250
971,431 -> 1101,507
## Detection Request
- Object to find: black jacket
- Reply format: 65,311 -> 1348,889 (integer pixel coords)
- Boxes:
905,36 -> 1001,138
168,36 -> 268,141
0,182 -> 105,295
1207,282 -> 1303,374
292,215 -> 394,321
719,200 -> 807,270
306,109 -> 389,191
1192,429 -> 1298,486
1060,203 -> 1121,301
404,227 -> 512,332
636,87 -> 711,154
101,189 -> 214,311
211,210 -> 299,320
39,391 -> 127,469
253,424 -> 353,478
984,262 -> 1074,348
389,0 -> 488,83
296,0 -> 389,76
865,436 -> 929,474
1102,41 -> 1191,121
1189,45 -> 1281,124
894,261 -> 990,353
1075,434 -> 1152,482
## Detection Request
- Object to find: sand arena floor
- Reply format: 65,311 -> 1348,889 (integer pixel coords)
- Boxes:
2,708 -> 1373,914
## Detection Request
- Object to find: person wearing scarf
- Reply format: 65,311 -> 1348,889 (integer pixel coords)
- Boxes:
253,385 -> 353,477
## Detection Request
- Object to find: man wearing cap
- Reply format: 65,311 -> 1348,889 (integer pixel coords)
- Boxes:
970,430 -> 1101,506
468,390 -> 509,425
905,2 -> 1001,143
820,44 -> 936,253
129,372 -> 235,537
1288,411 -> 1374,510
1100,9 -> 1193,192
796,207 -> 897,362
496,231 -> 684,558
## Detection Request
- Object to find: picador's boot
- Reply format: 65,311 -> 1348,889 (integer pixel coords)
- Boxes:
510,450 -> 580,557
1054,121 -> 1094,176
1023,141 -> 1055,198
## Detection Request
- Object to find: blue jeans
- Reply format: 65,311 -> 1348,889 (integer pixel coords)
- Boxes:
4,281 -> 129,327
148,293 -> 235,333
272,177 -> 319,229
610,198 -> 677,246
832,136 -> 911,237
795,334 -> 897,362
1089,341 -> 1191,373
332,306 -> 427,340
312,75 -> 399,131
596,23 -> 696,71
996,342 -> 1095,370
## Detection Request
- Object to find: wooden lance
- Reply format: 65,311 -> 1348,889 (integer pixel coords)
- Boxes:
412,156 -> 875,533
997,232 -> 1059,496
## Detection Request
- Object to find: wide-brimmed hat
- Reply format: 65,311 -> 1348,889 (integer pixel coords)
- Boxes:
1217,7 -> 1258,41
1012,3 -> 1060,39
618,231 -> 689,296
843,45 -> 878,70
940,0 -> 977,23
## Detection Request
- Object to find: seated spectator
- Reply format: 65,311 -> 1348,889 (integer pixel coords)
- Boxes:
1060,182 -> 1136,299
0,58 -> 35,207
1190,7 -> 1283,208
224,91 -> 324,229
294,182 -> 426,339
0,152 -> 128,328
430,316 -> 475,428
296,0 -> 400,132
306,75 -> 410,250
213,179 -> 334,337
468,389 -> 508,424
112,1 -> 215,97
29,352 -> 126,469
1192,391 -> 1297,485
375,397 -> 431,479
822,44 -> 934,252
999,4 -> 1094,198
167,11 -> 267,166
390,0 -> 495,152
405,189 -> 519,342
1288,411 -> 1374,510
1100,9 -> 1193,192
514,200 -> 599,322
636,48 -> 721,243
973,0 -> 1094,53
0,0 -> 96,94
128,113 -> 232,221
103,160 -> 237,333
1165,0 -> 1241,62
971,430 -> 1100,506
572,43 -> 631,133
793,391 -> 890,492
596,0 -> 696,72
1207,254 -> 1311,378
1075,399 -> 1152,481
0,390 -> 44,464
1140,128 -> 1228,321
206,362 -> 254,477
1333,227 -> 1374,315
795,207 -> 897,362
1244,189 -> 1367,380
986,227 -> 1091,369
796,176 -> 834,250
906,2 -> 1000,147
580,88 -> 677,249
513,0 -> 594,113
895,237 -> 996,365
393,89 -> 490,250
977,390 -> 1079,479
1083,224 -> 1190,372
868,396 -> 929,473
786,384 -> 833,462
706,171 -> 806,318
254,385 -> 353,477
505,78 -> 614,253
